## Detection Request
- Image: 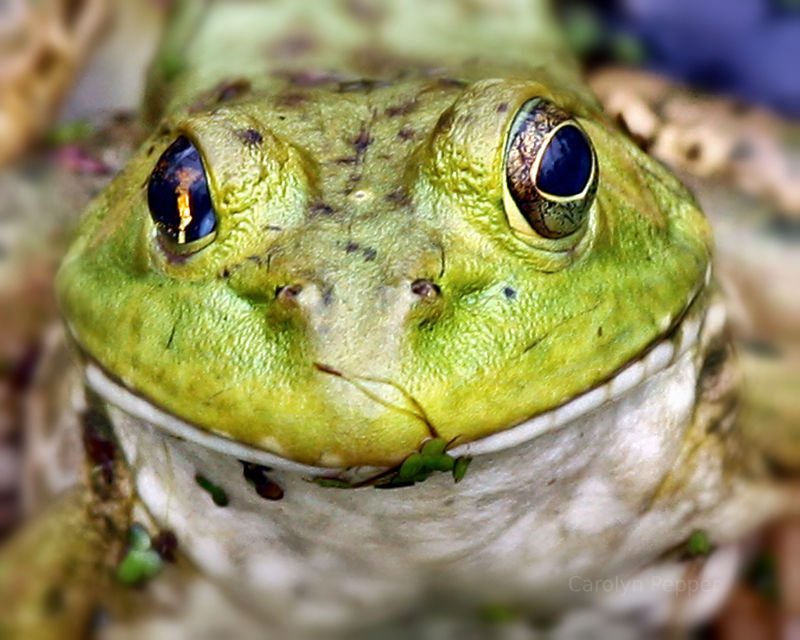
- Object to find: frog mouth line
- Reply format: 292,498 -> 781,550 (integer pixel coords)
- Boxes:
81,268 -> 716,473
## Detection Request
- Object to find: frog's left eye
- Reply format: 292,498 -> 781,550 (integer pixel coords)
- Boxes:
147,136 -> 217,253
504,99 -> 597,239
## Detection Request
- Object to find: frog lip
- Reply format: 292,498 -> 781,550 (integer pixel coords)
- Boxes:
82,268 -> 714,473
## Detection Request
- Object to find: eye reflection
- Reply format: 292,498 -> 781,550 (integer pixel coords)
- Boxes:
147,136 -> 217,250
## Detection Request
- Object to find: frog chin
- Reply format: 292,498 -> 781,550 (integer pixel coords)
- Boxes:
81,266 -> 716,473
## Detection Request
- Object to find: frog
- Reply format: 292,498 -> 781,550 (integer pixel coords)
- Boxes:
0,0 -> 791,636
587,66 -> 800,470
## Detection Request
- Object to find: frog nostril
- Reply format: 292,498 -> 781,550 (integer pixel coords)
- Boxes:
276,283 -> 303,303
410,279 -> 440,299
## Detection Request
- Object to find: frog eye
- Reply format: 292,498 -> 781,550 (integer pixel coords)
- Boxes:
147,136 -> 217,253
505,99 -> 597,239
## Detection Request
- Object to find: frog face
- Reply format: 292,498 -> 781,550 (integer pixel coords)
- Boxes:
57,76 -> 711,467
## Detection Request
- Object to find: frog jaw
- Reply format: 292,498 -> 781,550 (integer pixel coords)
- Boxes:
78,266 -> 712,474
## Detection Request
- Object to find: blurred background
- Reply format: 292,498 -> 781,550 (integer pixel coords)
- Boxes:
0,0 -> 797,636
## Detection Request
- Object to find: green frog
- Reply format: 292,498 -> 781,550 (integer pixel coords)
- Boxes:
0,0 -> 789,636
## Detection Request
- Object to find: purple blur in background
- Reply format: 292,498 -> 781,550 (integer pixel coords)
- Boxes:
562,0 -> 800,116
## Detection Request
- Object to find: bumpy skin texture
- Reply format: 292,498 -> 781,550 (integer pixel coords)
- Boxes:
56,0 -> 711,467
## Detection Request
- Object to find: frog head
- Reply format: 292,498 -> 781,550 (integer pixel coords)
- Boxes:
57,75 -> 711,467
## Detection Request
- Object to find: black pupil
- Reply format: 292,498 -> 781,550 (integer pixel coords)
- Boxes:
535,125 -> 593,198
147,136 -> 216,244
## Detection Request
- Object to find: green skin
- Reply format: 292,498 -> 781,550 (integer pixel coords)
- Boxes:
56,0 -> 710,468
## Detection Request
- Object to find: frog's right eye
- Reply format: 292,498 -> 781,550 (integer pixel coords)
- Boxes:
147,136 -> 217,254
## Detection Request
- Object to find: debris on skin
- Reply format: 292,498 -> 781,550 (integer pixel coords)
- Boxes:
81,406 -> 117,488
151,530 -> 178,563
686,529 -> 712,557
116,523 -> 163,586
241,461 -> 284,501
310,438 -> 472,489
194,473 -> 229,507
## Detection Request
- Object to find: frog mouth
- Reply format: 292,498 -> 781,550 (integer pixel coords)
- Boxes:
81,267 -> 716,473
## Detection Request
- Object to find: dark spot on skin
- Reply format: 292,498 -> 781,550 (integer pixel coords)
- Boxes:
352,127 -> 373,155
345,242 -> 360,253
237,128 -> 263,145
337,79 -> 391,92
217,79 -> 251,102
322,286 -> 334,306
686,143 -> 702,161
152,530 -> 178,563
411,279 -> 440,298
597,326 -> 603,337
503,286 -> 516,300
242,462 -> 284,501
265,225 -> 283,232
276,69 -> 347,87
186,79 -> 250,112
363,247 -> 377,261
546,477 -> 557,486
397,127 -> 415,141
336,155 -> 359,165
385,188 -> 410,207
147,145 -> 155,156
246,255 -> 264,266
496,102 -> 509,113
309,201 -> 336,217
385,100 -> 418,117
82,406 -> 116,486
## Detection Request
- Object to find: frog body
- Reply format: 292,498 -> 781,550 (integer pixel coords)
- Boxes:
6,0 -> 786,635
